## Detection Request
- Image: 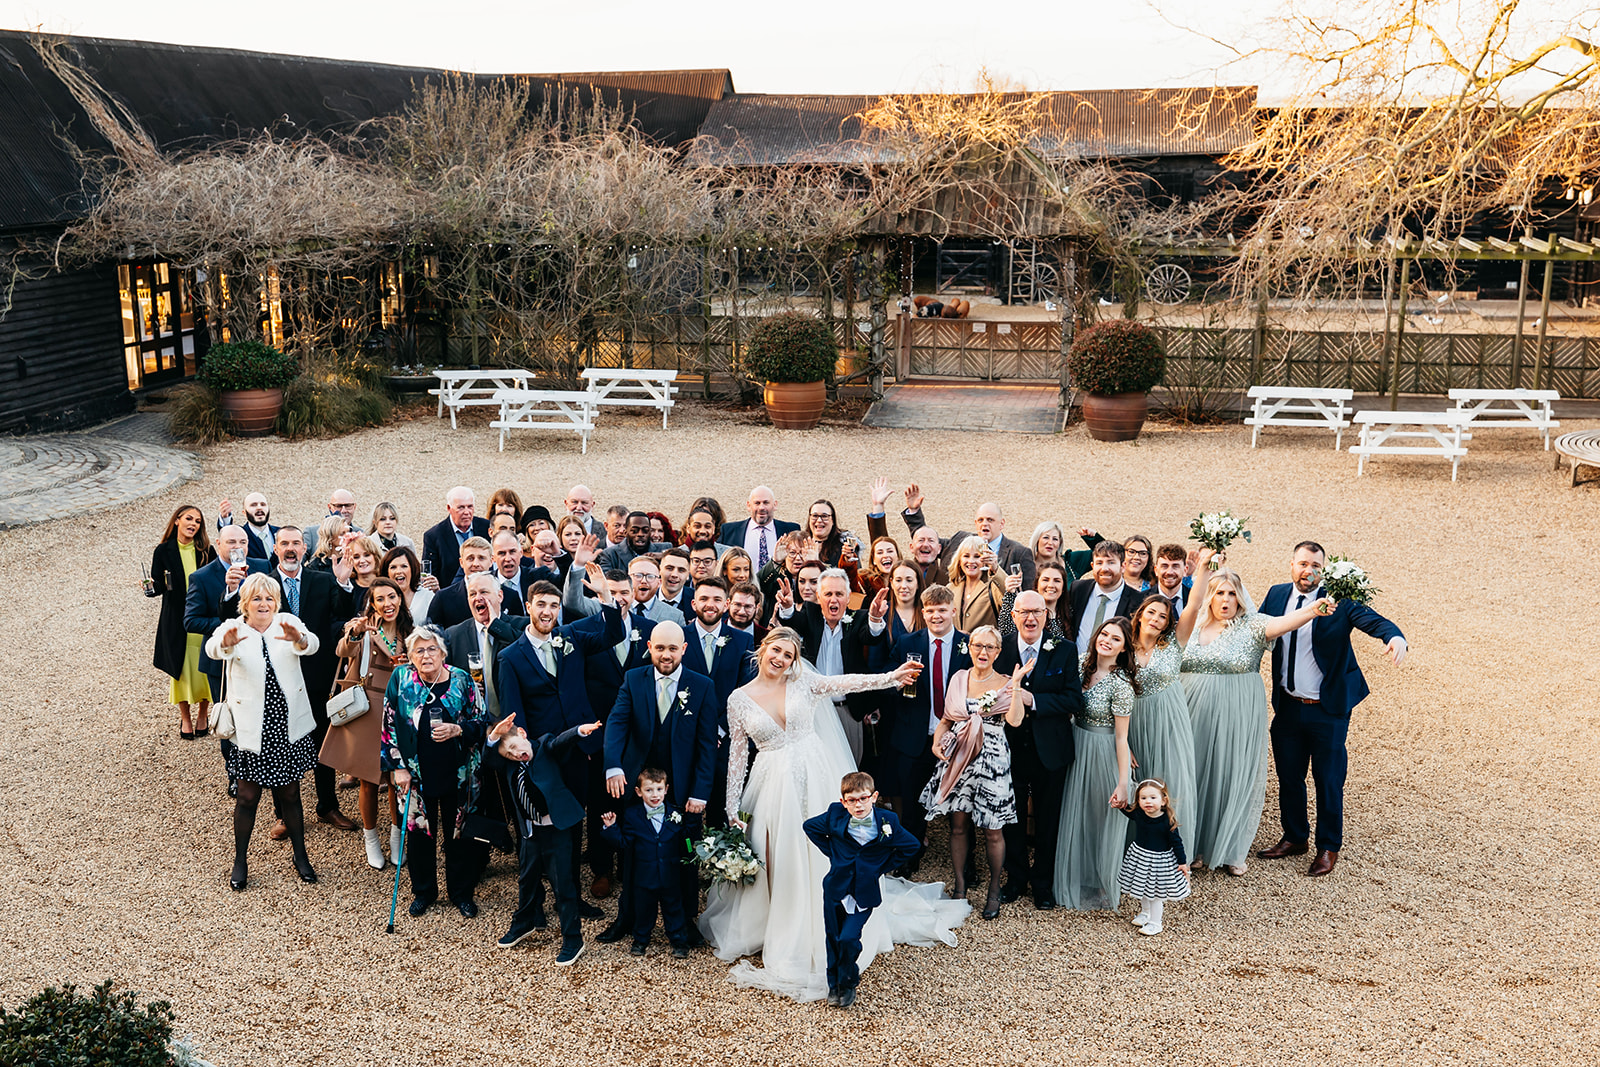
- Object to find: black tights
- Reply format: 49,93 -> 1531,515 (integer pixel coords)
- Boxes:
234,782 -> 309,870
949,813 -> 1005,908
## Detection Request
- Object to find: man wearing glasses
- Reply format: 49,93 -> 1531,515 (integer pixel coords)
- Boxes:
302,489 -> 359,558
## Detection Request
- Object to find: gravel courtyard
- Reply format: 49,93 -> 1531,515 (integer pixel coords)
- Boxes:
2,402 -> 1595,1066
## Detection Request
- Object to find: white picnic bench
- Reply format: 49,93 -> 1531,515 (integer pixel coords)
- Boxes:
1447,388 -> 1561,449
580,368 -> 680,428
431,370 -> 533,429
490,389 -> 596,453
1348,410 -> 1473,481
1244,386 -> 1355,448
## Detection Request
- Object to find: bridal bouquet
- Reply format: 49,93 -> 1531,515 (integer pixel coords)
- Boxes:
1319,556 -> 1377,605
692,818 -> 763,886
1189,510 -> 1251,568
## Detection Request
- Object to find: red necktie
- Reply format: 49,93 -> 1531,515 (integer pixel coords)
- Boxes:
932,636 -> 945,716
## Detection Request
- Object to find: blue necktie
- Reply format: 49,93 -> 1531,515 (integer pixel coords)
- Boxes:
284,576 -> 299,616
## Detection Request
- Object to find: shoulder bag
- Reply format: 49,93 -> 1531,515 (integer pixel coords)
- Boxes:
327,633 -> 372,727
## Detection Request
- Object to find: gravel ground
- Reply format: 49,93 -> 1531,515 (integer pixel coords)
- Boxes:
2,400 -> 1597,1066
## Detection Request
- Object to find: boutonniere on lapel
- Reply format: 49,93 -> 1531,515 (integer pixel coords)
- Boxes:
842,613 -> 855,626
715,635 -> 729,648
629,628 -> 642,642
958,640 -> 969,655
1043,638 -> 1058,652
668,811 -> 683,825
879,821 -> 893,839
677,689 -> 690,710
550,634 -> 567,651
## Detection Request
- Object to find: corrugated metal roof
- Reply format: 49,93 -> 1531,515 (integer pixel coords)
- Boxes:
690,86 -> 1258,165
0,31 -> 731,231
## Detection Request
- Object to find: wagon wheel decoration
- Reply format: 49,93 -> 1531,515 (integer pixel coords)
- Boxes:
1145,263 -> 1192,305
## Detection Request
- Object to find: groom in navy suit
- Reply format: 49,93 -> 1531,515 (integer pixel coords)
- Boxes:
804,771 -> 921,1008
678,577 -> 756,829
1259,541 -> 1406,877
602,621 -> 719,941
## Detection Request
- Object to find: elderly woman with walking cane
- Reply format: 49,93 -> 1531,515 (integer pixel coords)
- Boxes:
380,624 -> 491,919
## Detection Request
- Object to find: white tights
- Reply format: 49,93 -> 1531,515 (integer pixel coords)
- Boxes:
1140,899 -> 1165,925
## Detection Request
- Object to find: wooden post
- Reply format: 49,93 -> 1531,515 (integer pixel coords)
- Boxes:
467,260 -> 481,367
1248,288 -> 1268,386
1511,241 -> 1531,387
1059,241 -> 1077,407
728,246 -> 742,396
1388,256 -> 1412,409
699,244 -> 712,399
868,239 -> 888,401
1534,237 -> 1556,390
1378,256 -> 1395,392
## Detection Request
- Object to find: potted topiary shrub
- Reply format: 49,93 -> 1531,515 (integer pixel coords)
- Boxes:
1066,319 -> 1166,441
197,340 -> 299,437
745,312 -> 836,430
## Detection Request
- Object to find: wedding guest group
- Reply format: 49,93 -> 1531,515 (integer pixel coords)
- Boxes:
152,477 -> 1406,988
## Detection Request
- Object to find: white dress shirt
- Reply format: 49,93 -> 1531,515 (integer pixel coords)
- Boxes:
1076,582 -> 1125,656
1280,587 -> 1325,701
743,522 -> 776,564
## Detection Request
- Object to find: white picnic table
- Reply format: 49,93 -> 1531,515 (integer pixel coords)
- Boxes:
1348,410 -> 1473,481
1243,386 -> 1355,448
431,369 -> 533,428
1447,388 -> 1561,449
490,389 -> 596,453
580,368 -> 680,428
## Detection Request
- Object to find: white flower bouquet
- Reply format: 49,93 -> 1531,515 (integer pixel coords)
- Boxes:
1319,556 -> 1377,605
692,818 -> 764,886
1189,510 -> 1251,569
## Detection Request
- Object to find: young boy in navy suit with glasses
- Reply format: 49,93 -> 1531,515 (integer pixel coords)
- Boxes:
803,772 -> 921,1008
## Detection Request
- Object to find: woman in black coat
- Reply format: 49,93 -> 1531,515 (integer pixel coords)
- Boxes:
147,504 -> 217,738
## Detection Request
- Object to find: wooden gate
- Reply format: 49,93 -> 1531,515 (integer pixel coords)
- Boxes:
901,318 -> 1062,380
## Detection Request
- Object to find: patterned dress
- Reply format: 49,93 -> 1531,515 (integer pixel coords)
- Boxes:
227,641 -> 318,787
1180,613 -> 1273,869
919,697 -> 1018,829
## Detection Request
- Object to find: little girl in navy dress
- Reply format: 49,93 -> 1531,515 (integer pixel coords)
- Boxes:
1118,778 -> 1190,935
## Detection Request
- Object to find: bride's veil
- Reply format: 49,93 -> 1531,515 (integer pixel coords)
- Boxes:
796,661 -> 858,772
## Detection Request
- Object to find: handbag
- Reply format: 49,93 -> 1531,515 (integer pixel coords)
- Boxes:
461,769 -> 517,850
326,633 -> 371,727
213,642 -> 238,741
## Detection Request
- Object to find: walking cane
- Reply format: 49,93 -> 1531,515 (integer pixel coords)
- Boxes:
386,789 -> 412,935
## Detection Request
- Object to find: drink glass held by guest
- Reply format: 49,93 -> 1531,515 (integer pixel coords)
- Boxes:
204,574 -> 321,891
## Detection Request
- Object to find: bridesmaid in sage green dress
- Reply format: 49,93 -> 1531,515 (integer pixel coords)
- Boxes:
1054,617 -> 1138,911
1179,552 -> 1332,875
1127,594 -> 1199,861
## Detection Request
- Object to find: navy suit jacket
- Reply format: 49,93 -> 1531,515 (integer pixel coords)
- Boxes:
884,629 -> 970,758
803,804 -> 921,911
421,516 -> 490,588
496,604 -> 625,764
679,620 -> 756,723
995,631 -> 1085,771
215,518 -> 280,563
1260,583 -> 1403,718
718,518 -> 800,557
600,804 -> 690,892
583,616 -> 658,721
497,724 -> 587,833
183,555 -> 270,687
603,666 -> 719,808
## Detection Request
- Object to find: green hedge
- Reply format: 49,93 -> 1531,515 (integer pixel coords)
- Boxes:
1066,319 -> 1166,395
0,981 -> 177,1067
196,340 -> 300,391
745,313 -> 836,383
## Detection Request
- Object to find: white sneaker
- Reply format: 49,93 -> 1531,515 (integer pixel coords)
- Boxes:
1138,921 -> 1163,936
390,825 -> 406,867
363,829 -> 387,870
1130,911 -> 1150,928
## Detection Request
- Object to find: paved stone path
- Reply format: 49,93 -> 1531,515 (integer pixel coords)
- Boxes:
0,414 -> 201,529
863,380 -> 1064,433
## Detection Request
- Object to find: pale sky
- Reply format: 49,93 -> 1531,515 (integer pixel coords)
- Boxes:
2,0 -> 1590,99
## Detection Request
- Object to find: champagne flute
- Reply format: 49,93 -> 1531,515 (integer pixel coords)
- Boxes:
900,653 -> 923,696
140,561 -> 155,596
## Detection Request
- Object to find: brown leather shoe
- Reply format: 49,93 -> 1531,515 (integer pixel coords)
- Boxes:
1258,837 -> 1309,859
268,819 -> 288,841
590,876 -> 613,899
318,810 -> 358,831
1307,850 -> 1338,877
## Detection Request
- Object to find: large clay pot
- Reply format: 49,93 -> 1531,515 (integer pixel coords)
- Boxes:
219,388 -> 284,437
763,380 -> 826,430
1081,391 -> 1148,442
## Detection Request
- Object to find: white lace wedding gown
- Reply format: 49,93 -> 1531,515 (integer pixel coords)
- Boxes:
697,668 -> 971,1002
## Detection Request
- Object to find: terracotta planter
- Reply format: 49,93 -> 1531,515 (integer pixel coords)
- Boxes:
1081,391 -> 1148,441
763,380 -> 826,430
219,388 -> 284,437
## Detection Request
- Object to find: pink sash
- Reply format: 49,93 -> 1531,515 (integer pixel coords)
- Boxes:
936,669 -> 1014,803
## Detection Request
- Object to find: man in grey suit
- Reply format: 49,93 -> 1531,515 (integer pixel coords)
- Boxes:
900,483 -> 1036,589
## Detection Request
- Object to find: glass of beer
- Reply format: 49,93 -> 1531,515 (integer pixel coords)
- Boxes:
467,653 -> 484,695
900,653 -> 923,696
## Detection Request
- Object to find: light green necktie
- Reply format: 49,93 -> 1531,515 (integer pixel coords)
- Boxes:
538,640 -> 556,676
1092,592 -> 1110,633
657,675 -> 673,722
702,631 -> 716,671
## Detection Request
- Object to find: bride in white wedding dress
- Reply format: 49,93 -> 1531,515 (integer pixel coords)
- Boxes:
697,627 -> 971,1002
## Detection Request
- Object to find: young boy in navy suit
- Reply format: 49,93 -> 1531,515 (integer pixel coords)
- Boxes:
600,768 -> 692,958
803,772 -> 921,1008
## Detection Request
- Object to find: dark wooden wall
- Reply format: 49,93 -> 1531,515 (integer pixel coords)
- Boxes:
0,242 -> 133,434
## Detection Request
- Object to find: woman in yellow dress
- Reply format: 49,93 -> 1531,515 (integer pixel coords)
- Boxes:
148,505 -> 217,738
